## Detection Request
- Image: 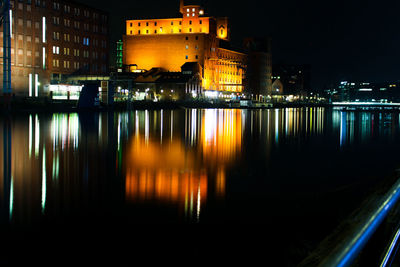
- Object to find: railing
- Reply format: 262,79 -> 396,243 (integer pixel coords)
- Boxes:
300,178 -> 400,267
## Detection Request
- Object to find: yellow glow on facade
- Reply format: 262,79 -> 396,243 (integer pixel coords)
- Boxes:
123,2 -> 246,93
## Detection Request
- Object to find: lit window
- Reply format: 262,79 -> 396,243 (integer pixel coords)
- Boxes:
192,8 -> 195,11
192,13 -> 195,17
187,8 -> 189,12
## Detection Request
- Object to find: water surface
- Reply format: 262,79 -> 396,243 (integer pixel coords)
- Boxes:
1,108 -> 400,265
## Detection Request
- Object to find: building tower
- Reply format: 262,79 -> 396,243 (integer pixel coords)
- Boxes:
179,0 -> 184,14
123,0 -> 246,95
244,37 -> 272,101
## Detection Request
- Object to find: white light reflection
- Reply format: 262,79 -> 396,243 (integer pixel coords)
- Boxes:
135,111 -> 139,141
35,115 -> 40,157
275,109 -> 279,144
29,115 -> 33,158
204,109 -> 217,145
145,110 -> 149,145
51,114 -> 80,151
191,109 -> 197,146
52,152 -> 59,181
9,176 -> 14,220
42,146 -> 47,214
118,113 -> 121,150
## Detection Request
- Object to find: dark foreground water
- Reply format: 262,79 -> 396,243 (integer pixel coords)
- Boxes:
1,108 -> 400,266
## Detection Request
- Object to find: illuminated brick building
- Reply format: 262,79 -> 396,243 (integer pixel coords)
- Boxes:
123,0 -> 247,96
0,0 -> 109,96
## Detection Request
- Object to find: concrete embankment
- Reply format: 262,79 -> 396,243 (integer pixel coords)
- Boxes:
0,97 -> 328,114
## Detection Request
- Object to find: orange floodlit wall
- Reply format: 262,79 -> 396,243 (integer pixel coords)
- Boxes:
126,18 -> 210,36
123,33 -> 207,72
123,2 -> 246,92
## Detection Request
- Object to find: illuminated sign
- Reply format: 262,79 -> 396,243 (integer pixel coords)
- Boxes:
49,84 -> 83,100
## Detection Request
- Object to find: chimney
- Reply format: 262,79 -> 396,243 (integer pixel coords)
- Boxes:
180,0 -> 184,14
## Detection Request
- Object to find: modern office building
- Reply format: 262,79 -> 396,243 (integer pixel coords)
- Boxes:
0,0 -> 109,97
331,81 -> 400,103
123,0 -> 247,96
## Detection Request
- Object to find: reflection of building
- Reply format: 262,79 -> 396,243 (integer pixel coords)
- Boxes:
123,0 -> 247,95
0,0 -> 109,96
124,132 -> 208,220
123,109 -> 244,220
200,109 -> 242,165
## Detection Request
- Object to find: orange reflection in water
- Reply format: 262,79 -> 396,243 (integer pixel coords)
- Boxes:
124,109 -> 243,219
125,137 -> 207,208
200,109 -> 242,165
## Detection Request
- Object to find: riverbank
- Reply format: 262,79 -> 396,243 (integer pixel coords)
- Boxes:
0,96 -> 329,114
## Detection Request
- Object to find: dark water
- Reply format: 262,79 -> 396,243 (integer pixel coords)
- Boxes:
1,108 -> 400,266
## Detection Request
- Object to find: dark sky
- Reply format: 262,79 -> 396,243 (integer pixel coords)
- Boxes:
78,0 -> 400,90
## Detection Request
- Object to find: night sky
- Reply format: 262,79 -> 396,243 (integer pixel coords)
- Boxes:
77,0 -> 400,91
